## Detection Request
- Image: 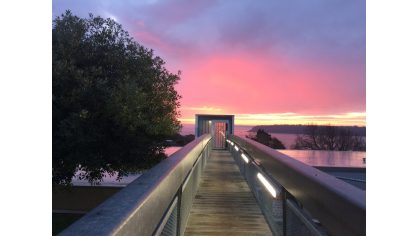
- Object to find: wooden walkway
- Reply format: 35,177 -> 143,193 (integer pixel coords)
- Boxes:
184,150 -> 272,236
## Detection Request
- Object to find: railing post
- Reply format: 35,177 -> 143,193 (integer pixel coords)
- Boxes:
176,187 -> 182,236
282,187 -> 287,236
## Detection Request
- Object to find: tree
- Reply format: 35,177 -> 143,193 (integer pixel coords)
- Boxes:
271,137 -> 286,149
255,129 -> 271,146
248,129 -> 286,149
53,11 -> 181,185
292,125 -> 365,151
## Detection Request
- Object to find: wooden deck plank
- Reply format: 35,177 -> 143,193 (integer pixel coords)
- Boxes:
184,150 -> 272,236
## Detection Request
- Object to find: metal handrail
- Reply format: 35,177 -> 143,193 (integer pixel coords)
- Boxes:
229,135 -> 366,236
60,134 -> 211,236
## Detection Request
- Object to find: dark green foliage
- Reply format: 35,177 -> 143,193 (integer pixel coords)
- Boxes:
52,213 -> 84,235
292,125 -> 366,151
53,11 -> 181,185
249,129 -> 286,149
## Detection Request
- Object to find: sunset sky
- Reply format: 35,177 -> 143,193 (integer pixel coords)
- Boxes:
53,0 -> 366,126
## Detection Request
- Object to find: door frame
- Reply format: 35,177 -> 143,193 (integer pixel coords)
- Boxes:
210,119 -> 229,149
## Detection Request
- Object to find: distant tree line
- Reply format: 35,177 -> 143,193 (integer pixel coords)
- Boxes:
247,129 -> 286,149
250,125 -> 366,136
292,125 -> 366,151
247,125 -> 366,151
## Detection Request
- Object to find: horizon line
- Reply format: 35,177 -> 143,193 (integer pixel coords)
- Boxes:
180,122 -> 366,127
178,111 -> 366,127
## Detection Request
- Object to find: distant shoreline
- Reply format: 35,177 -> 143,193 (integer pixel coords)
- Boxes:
249,125 -> 366,136
180,123 -> 366,137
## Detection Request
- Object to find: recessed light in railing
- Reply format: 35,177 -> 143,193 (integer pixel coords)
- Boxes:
234,145 -> 239,151
257,173 -> 277,198
241,153 -> 249,163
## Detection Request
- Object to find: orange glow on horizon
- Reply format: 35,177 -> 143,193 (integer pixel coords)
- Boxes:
179,112 -> 366,127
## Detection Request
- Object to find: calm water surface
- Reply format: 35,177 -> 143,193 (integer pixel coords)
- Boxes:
164,146 -> 366,168
278,150 -> 366,168
72,125 -> 365,186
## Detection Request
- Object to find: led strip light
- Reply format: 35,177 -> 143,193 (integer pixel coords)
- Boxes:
257,173 -> 277,198
241,153 -> 249,163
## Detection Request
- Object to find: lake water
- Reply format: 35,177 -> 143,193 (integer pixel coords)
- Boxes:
181,124 -> 299,149
181,124 -> 366,168
72,124 -> 365,186
164,146 -> 366,168
71,147 -> 195,186
278,150 -> 366,168
233,125 -> 366,167
71,146 -> 365,186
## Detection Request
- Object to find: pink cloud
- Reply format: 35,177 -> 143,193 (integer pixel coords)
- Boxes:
176,51 -> 365,122
53,0 -> 365,126
134,31 -> 171,52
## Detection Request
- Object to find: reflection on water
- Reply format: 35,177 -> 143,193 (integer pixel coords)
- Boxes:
279,150 -> 366,168
234,126 -> 366,167
71,140 -> 366,186
165,146 -> 182,156
164,145 -> 366,168
234,126 -> 298,149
